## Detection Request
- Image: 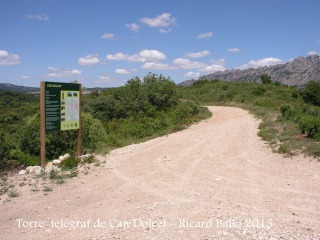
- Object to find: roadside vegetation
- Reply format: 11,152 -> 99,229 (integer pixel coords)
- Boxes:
178,79 -> 320,158
0,73 -> 210,174
1,73 -> 319,175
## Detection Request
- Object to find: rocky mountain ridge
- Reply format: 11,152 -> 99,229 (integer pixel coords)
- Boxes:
179,55 -> 320,87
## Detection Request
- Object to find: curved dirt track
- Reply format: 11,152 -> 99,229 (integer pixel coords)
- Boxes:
1,106 -> 320,239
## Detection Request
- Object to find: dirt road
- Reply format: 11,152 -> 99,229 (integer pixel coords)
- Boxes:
1,106 -> 320,239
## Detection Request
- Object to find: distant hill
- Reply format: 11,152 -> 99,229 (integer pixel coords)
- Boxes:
0,83 -> 110,93
178,55 -> 320,87
0,83 -> 40,92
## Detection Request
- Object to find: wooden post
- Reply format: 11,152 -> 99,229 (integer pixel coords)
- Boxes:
76,84 -> 82,157
40,82 -> 46,168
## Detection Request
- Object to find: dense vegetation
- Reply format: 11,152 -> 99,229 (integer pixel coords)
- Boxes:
1,74 -> 319,173
0,73 -> 209,172
81,73 -> 210,150
178,80 -> 320,158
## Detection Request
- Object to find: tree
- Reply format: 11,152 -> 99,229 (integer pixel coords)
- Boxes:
143,73 -> 178,110
301,80 -> 320,106
260,74 -> 272,84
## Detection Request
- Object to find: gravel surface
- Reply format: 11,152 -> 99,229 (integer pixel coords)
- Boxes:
1,106 -> 319,240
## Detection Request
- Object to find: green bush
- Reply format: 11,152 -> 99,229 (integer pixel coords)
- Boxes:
82,112 -> 108,151
280,105 -> 297,120
193,79 -> 210,85
252,87 -> 266,96
20,114 -> 77,160
172,101 -> 200,124
301,81 -> 320,106
85,73 -> 178,120
9,149 -> 38,167
299,115 -> 320,139
222,85 -> 229,91
0,130 -> 9,161
19,112 -> 108,160
144,73 -> 178,110
260,74 -> 272,84
60,155 -> 80,170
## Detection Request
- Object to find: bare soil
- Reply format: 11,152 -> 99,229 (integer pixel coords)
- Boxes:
1,106 -> 319,240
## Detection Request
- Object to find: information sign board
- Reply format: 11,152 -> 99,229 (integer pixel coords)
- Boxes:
44,82 -> 80,132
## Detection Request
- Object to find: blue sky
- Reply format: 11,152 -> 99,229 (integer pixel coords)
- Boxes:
1,0 -> 320,88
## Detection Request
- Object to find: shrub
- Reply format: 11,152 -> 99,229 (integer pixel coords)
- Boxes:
60,155 -> 80,170
172,101 -> 200,124
299,115 -> 320,139
9,149 -> 38,167
222,85 -> 229,91
20,114 -> 77,160
291,90 -> 300,98
20,112 -> 108,160
280,105 -> 297,120
193,79 -> 210,85
252,87 -> 266,96
82,113 -> 108,151
7,189 -> 19,198
0,130 -> 9,162
85,95 -> 125,120
260,74 -> 272,84
144,73 -> 178,110
85,73 -> 178,120
301,81 -> 320,106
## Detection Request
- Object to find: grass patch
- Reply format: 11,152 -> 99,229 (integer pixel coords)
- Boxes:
178,81 -> 320,158
7,189 -> 19,197
43,186 -> 52,192
19,182 -> 26,187
49,170 -> 65,184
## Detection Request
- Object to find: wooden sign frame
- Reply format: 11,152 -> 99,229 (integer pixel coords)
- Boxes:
40,81 -> 82,168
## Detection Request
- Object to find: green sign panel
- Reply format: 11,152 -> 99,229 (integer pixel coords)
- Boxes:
44,82 -> 80,132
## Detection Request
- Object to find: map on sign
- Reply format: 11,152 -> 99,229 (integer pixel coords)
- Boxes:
60,91 -> 80,130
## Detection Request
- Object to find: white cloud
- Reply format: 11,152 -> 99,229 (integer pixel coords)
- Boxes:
228,48 -> 241,53
26,14 -> 49,21
139,49 -> 166,62
115,69 -> 131,74
99,75 -> 112,81
141,13 -> 176,32
185,51 -> 210,58
106,52 -> 142,62
47,67 -> 81,77
21,75 -> 30,79
308,50 -> 318,56
0,50 -> 8,57
125,23 -> 140,32
184,71 -> 200,79
0,50 -> 21,66
141,13 -> 176,27
172,57 -> 225,74
101,33 -> 114,39
172,58 -> 205,69
106,49 -> 166,63
126,54 -> 145,62
78,54 -> 100,66
142,62 -> 170,70
159,28 -> 172,33
197,32 -> 213,39
238,57 -> 284,69
210,58 -> 227,66
199,64 -> 225,73
106,52 -> 127,61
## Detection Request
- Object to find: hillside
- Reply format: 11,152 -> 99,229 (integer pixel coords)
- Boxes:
0,83 -> 39,92
0,83 -> 110,94
179,55 -> 320,86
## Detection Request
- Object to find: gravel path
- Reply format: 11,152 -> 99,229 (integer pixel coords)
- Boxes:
1,106 -> 319,239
